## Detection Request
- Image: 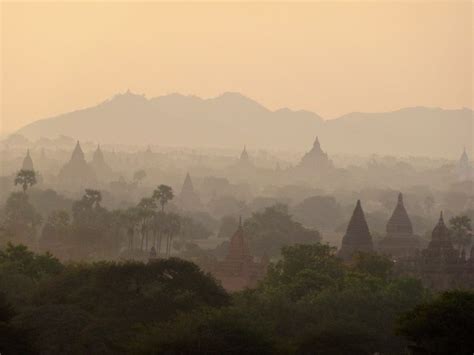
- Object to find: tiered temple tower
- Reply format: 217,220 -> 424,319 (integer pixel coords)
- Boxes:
211,218 -> 268,291
296,137 -> 334,174
457,147 -> 471,181
396,212 -> 474,290
378,193 -> 420,257
338,200 -> 374,260
21,149 -> 34,171
178,173 -> 202,211
58,141 -> 96,186
90,144 -> 113,180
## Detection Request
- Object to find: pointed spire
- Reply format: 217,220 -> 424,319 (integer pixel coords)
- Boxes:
240,145 -> 249,161
22,148 -> 34,170
71,140 -> 85,162
338,199 -> 373,260
386,192 -> 413,236
238,215 -> 242,228
313,136 -> 320,148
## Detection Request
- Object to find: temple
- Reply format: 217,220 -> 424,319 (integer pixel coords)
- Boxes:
396,212 -> 474,290
378,193 -> 420,257
177,173 -> 203,211
210,218 -> 268,291
296,137 -> 334,174
90,144 -> 113,180
21,149 -> 34,171
338,200 -> 374,260
58,141 -> 96,186
457,147 -> 471,181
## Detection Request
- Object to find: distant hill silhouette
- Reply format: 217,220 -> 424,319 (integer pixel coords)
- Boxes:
15,91 -> 473,157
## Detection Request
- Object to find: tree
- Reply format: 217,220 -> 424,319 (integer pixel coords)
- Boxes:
397,290 -> 474,354
244,204 -> 321,257
14,169 -> 37,194
39,210 -> 71,256
293,195 -> 342,231
449,215 -> 472,251
130,308 -> 274,354
153,184 -> 174,212
133,169 -> 147,184
0,192 -> 42,246
137,198 -> 157,251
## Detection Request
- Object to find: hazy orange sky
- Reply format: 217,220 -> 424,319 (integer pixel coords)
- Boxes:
1,1 -> 472,134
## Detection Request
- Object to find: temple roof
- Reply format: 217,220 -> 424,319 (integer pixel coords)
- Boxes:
338,200 -> 373,259
70,141 -> 86,163
386,193 -> 413,236
92,144 -> 105,163
226,217 -> 251,263
240,146 -> 249,161
424,211 -> 457,259
429,212 -> 453,248
181,172 -> 195,195
460,147 -> 469,165
22,149 -> 34,170
345,200 -> 372,244
297,136 -> 333,171
59,141 -> 96,182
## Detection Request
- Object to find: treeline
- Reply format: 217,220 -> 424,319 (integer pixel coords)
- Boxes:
1,243 -> 473,354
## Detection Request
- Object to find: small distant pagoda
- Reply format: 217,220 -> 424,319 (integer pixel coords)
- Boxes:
90,144 -> 113,180
457,147 -> 471,181
338,200 -> 374,260
396,212 -> 474,290
178,173 -> 202,211
21,149 -> 34,171
378,193 -> 420,257
296,137 -> 334,174
210,218 -> 268,291
58,141 -> 96,186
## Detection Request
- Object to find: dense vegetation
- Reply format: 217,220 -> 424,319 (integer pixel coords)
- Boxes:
1,243 -> 472,354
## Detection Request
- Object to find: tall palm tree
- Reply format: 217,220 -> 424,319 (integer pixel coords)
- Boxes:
14,169 -> 37,194
137,198 -> 157,250
152,185 -> 174,212
165,213 -> 181,257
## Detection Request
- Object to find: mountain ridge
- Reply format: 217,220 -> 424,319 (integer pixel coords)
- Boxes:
14,91 -> 473,157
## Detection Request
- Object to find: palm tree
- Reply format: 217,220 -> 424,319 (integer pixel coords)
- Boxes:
164,213 -> 181,257
152,185 -> 174,212
82,189 -> 102,208
14,169 -> 37,194
137,198 -> 157,250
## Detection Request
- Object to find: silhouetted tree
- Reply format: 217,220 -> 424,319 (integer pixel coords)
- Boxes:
14,169 -> 37,194
449,215 -> 472,251
397,290 -> 474,354
153,185 -> 174,212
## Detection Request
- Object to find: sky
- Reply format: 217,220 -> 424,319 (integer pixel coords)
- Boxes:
1,1 -> 472,134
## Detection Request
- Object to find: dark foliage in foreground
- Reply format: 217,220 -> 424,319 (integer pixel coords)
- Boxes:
0,243 -> 472,354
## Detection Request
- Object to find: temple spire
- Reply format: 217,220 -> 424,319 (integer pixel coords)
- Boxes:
338,199 -> 373,260
22,149 -> 34,170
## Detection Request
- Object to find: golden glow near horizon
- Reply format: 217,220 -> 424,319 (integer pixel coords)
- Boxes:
1,1 -> 472,134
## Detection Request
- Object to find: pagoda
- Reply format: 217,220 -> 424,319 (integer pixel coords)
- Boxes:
58,141 -> 96,186
210,218 -> 268,291
378,193 -> 420,257
178,173 -> 202,211
296,137 -> 334,174
90,144 -> 113,180
338,200 -> 374,260
395,212 -> 474,290
21,149 -> 34,171
457,147 -> 471,181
